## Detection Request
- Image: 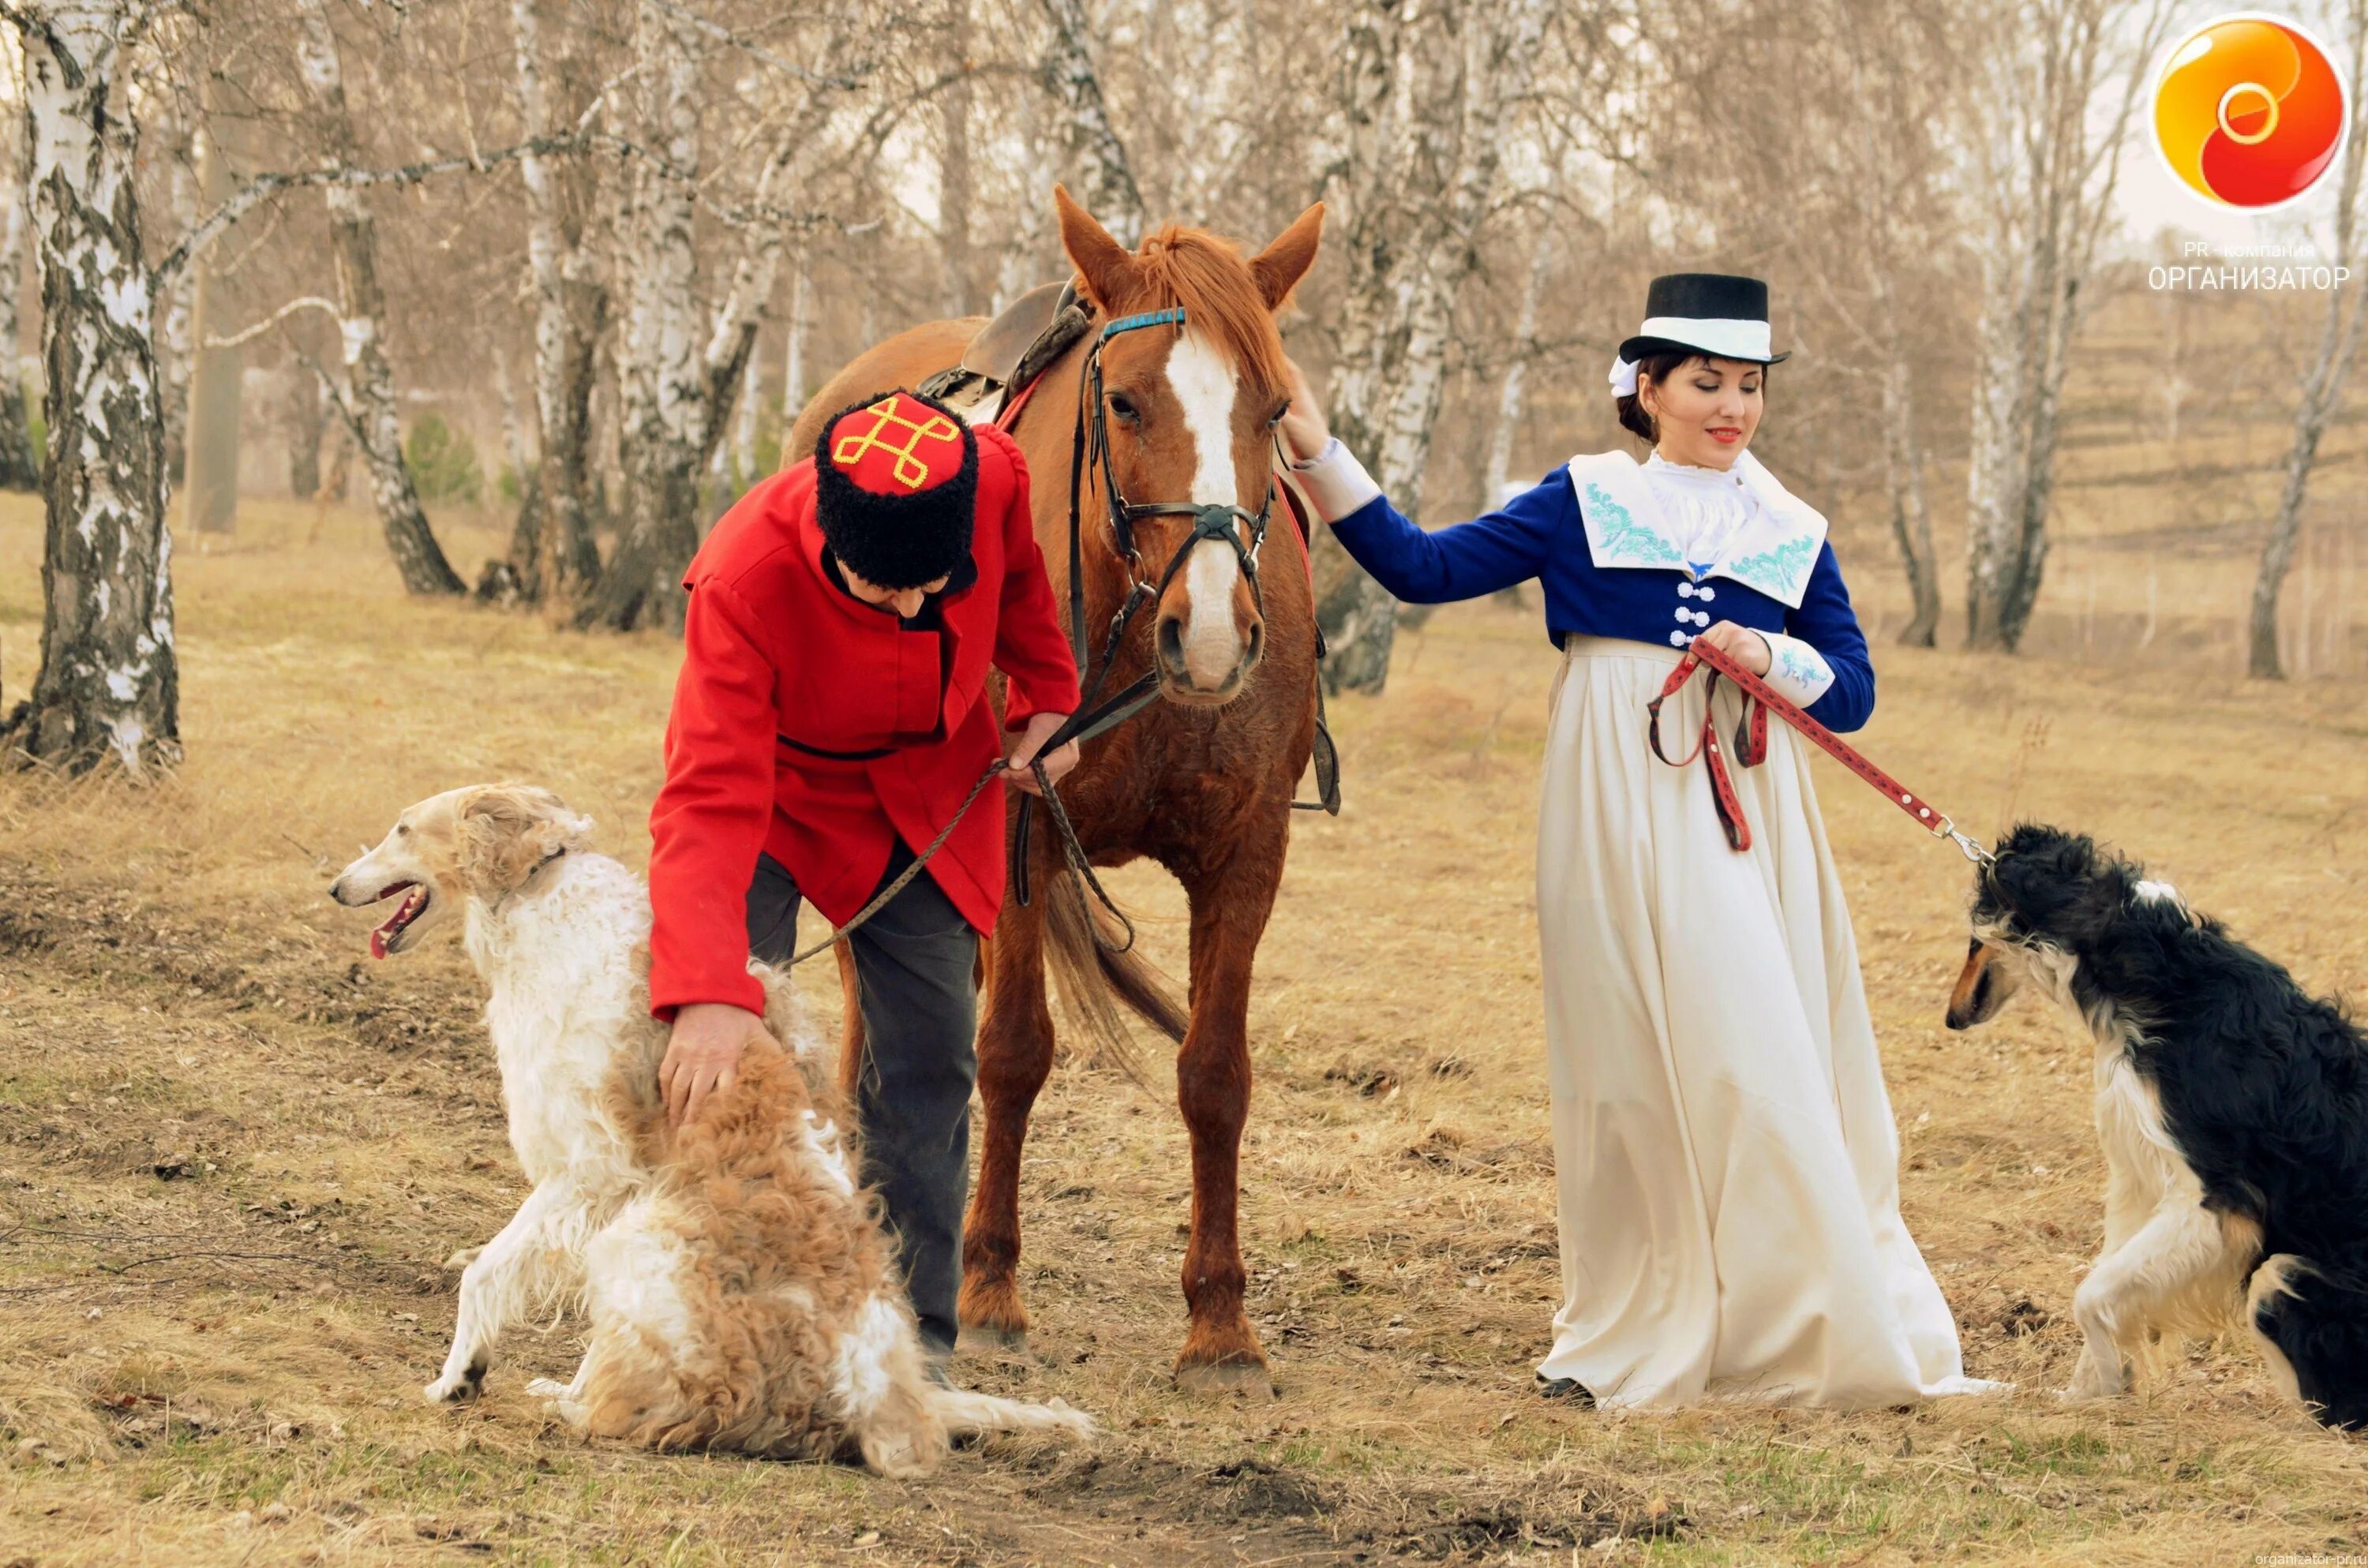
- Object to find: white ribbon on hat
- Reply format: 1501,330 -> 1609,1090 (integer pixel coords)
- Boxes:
1607,315 -> 1777,396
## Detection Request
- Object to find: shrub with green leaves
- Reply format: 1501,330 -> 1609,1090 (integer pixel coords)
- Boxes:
403,413 -> 483,505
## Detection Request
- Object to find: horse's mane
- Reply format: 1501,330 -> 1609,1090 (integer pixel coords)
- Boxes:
1119,223 -> 1288,395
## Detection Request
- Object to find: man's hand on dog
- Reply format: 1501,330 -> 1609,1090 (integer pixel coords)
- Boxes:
662,1003 -> 769,1126
1004,710 -> 1079,798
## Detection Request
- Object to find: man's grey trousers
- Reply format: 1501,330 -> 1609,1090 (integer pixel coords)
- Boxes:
745,842 -> 977,1358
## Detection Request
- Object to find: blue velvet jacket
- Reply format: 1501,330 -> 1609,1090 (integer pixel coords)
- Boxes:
1310,447 -> 1875,733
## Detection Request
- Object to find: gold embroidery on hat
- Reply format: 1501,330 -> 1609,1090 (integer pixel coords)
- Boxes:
832,396 -> 962,489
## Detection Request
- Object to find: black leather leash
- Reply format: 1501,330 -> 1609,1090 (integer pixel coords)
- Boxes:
783,724 -> 1137,967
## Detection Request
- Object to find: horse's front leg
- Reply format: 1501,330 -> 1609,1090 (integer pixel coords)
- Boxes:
1172,837 -> 1285,1396
957,890 -> 1054,1350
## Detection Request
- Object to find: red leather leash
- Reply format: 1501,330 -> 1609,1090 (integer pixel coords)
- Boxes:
1646,638 -> 1991,863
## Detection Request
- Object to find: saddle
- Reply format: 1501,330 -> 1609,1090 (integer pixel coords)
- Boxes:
916,281 -> 1093,423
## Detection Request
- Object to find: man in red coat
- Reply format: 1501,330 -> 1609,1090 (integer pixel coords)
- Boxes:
646,387 -> 1080,1363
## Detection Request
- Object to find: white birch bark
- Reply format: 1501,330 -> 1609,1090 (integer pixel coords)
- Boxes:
0,118 -> 41,492
939,0 -> 978,316
1314,0 -> 1549,692
579,1 -> 839,630
156,107 -> 195,481
1961,0 -> 2171,650
1480,227 -> 1549,511
729,327 -> 762,485
783,252 -> 810,421
294,0 -> 466,596
2252,0 -> 2368,679
1037,0 -> 1145,245
508,0 -> 601,598
182,107 -> 240,537
1,0 -> 178,776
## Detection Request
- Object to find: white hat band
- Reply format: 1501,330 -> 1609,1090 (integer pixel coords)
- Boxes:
1608,316 -> 1774,395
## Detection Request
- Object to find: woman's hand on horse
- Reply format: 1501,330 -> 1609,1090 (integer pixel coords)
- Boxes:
1698,620 -> 1773,676
1005,711 -> 1081,797
1277,357 -> 1332,464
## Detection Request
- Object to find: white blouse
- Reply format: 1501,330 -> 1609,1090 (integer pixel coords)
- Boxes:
1641,450 -> 1763,569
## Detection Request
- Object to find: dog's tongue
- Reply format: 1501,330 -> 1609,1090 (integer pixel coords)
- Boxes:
369,928 -> 389,960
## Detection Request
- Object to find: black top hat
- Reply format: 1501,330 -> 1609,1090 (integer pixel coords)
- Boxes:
1611,273 -> 1790,391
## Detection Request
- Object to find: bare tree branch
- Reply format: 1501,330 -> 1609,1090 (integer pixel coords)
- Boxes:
202,294 -> 341,351
157,132 -> 590,286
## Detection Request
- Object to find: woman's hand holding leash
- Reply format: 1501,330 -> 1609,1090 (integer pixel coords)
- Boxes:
661,1002 -> 770,1127
1695,620 -> 1772,676
1005,711 -> 1080,797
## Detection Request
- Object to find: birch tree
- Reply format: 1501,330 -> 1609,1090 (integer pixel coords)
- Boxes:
293,0 -> 466,596
2251,0 -> 2368,679
1478,221 -> 1553,608
0,125 -> 41,492
1480,221 -> 1553,511
1313,0 -> 1552,692
575,0 -> 848,631
1038,0 -> 1145,246
504,0 -> 606,603
1774,0 -> 1962,646
1959,0 -> 2171,650
0,0 -> 178,776
939,0 -> 979,316
155,95 -> 195,481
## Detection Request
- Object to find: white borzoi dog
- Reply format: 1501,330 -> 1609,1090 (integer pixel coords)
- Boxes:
1948,823 -> 2368,1428
331,783 -> 1092,1473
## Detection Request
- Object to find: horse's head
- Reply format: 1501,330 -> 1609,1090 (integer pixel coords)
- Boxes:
1055,186 -> 1323,705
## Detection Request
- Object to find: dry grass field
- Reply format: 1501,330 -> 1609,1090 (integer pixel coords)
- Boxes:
1,478 -> 2365,1567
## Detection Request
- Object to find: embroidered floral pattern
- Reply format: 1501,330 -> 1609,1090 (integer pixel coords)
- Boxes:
1583,481 -> 1684,566
1775,642 -> 1828,692
1722,535 -> 1818,597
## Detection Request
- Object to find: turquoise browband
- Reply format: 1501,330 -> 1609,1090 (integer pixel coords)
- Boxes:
1101,307 -> 1186,339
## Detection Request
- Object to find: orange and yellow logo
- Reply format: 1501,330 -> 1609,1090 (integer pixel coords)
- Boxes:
2154,14 -> 2347,209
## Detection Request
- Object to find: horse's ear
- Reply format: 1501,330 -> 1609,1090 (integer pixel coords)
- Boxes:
1055,183 -> 1135,313
1250,202 -> 1324,312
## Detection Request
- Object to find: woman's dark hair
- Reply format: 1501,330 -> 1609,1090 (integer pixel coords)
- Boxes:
1616,353 -> 1772,444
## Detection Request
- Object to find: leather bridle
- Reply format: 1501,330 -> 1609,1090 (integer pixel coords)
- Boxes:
1056,306 -> 1273,740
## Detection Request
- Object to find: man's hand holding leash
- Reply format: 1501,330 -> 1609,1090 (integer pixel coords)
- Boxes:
1003,709 -> 1079,796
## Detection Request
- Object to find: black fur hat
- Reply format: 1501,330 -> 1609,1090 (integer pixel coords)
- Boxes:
811,387 -> 979,590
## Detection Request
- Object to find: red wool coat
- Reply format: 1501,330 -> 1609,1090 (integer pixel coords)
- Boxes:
646,422 -> 1080,1019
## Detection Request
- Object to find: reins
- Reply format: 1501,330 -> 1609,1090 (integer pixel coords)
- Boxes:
789,302 -> 1335,967
1647,637 -> 1991,864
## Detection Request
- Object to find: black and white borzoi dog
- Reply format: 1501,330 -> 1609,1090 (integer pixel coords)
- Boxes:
1946,823 -> 2368,1428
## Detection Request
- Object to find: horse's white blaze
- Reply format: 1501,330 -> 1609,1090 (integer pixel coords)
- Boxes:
1166,330 -> 1246,688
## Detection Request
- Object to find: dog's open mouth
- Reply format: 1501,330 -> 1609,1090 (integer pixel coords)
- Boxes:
368,881 -> 430,959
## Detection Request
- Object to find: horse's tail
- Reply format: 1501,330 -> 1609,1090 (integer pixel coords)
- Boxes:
1040,872 -> 1186,1083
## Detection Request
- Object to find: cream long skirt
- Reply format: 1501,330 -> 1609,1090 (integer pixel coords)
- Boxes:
1533,635 -> 1994,1409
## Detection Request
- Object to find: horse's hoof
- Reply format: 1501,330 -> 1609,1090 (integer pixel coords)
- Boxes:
1174,1359 -> 1276,1398
958,1322 -> 1029,1355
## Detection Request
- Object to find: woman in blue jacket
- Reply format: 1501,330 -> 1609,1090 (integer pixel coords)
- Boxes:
1280,274 -> 1995,1410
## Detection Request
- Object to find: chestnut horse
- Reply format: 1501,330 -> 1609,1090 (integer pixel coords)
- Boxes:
785,189 -> 1324,1392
